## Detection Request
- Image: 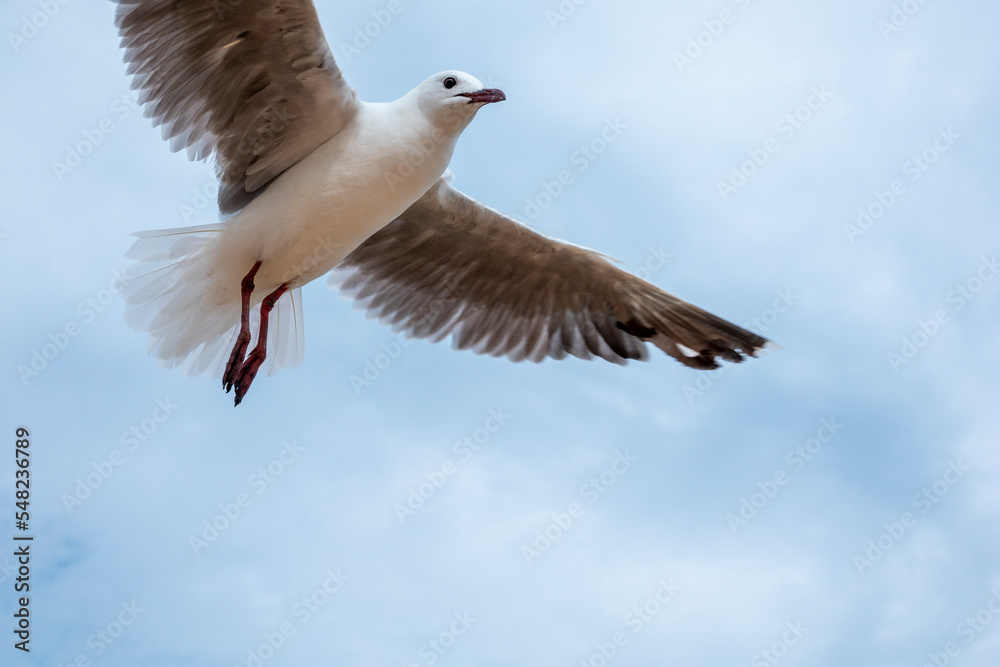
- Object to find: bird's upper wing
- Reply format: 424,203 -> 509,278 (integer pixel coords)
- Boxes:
115,0 -> 359,213
332,179 -> 769,368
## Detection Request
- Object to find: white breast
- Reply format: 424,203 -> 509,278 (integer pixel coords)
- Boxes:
204,100 -> 459,303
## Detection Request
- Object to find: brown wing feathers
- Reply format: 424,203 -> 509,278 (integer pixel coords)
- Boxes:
336,180 -> 768,370
114,0 -> 357,214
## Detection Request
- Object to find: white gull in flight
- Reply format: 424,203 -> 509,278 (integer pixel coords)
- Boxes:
115,0 -> 770,406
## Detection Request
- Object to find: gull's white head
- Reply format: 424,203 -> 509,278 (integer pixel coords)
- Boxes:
414,70 -> 506,130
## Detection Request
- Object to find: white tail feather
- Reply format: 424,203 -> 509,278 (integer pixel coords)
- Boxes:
121,224 -> 305,379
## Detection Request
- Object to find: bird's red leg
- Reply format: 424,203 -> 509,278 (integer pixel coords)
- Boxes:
233,282 -> 290,406
223,260 -> 262,393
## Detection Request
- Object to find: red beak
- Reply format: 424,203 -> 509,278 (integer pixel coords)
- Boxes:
458,88 -> 506,105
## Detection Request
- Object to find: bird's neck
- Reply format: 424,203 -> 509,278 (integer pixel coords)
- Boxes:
354,99 -> 460,204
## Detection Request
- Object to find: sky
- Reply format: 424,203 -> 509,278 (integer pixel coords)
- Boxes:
2,0 -> 1000,665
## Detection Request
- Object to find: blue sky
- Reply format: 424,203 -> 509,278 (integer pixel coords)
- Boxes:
2,0 -> 1000,665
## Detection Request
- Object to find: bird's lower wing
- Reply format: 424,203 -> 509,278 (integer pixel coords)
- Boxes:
330,178 -> 768,369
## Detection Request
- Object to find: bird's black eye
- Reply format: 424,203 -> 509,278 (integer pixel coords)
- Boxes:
443,76 -> 457,90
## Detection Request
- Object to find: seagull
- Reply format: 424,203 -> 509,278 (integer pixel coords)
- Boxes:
115,0 -> 770,406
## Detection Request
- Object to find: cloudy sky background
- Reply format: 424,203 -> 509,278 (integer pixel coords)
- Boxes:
2,0 -> 1000,665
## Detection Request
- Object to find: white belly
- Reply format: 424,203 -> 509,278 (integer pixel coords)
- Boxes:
200,106 -> 455,308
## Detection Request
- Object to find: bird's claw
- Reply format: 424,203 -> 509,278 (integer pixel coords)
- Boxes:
233,347 -> 265,406
223,333 -> 251,393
